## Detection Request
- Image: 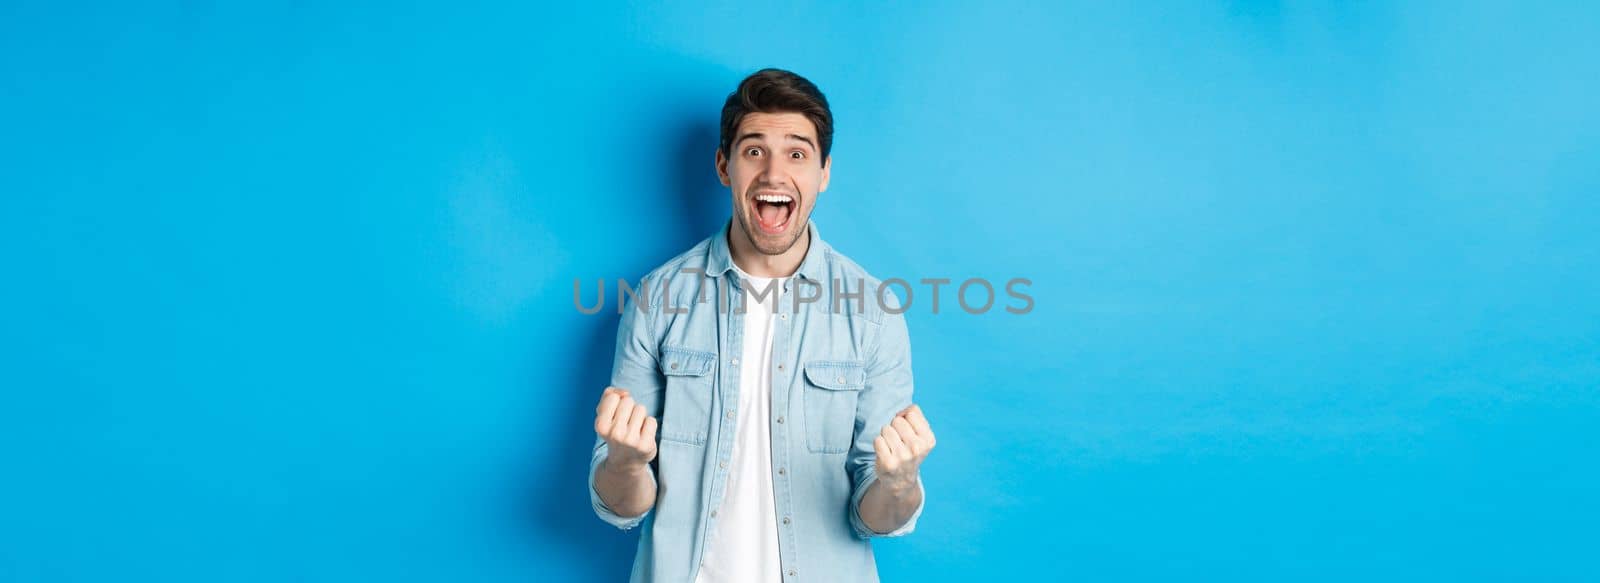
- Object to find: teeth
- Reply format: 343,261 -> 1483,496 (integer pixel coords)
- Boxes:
755,194 -> 793,204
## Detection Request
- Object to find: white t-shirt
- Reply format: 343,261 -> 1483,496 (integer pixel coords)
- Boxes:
694,274 -> 785,583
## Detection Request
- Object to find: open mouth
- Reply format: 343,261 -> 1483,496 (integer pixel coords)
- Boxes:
752,191 -> 795,235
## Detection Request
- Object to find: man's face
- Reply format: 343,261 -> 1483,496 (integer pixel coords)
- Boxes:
717,111 -> 831,256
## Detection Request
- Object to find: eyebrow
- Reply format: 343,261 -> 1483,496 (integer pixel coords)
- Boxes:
735,132 -> 817,150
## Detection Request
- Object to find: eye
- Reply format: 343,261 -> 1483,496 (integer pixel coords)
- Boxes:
790,150 -> 806,160
745,147 -> 762,157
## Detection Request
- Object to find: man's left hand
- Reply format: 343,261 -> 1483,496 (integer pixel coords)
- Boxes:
873,404 -> 935,492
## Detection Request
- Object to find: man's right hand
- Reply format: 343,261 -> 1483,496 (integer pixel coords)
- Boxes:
594,386 -> 658,470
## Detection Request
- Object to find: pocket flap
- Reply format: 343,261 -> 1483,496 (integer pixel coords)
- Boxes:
803,361 -> 866,391
661,346 -> 715,377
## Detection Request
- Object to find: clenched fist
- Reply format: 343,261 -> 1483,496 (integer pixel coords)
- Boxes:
595,387 -> 658,470
874,404 -> 935,491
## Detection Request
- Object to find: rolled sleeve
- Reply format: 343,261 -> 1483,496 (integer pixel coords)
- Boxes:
587,275 -> 663,530
846,301 -> 923,539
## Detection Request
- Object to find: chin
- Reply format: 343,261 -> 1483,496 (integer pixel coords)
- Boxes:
755,225 -> 805,255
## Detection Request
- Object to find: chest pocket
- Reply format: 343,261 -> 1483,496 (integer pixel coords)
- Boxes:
802,360 -> 866,454
659,346 -> 715,446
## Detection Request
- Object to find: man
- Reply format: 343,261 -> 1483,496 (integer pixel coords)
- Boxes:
588,69 -> 935,583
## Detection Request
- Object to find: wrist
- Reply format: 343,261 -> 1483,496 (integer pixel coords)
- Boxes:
878,471 -> 919,495
602,454 -> 650,477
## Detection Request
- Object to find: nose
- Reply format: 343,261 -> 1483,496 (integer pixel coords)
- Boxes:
756,156 -> 783,188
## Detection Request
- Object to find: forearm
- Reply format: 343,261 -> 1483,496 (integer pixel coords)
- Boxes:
857,473 -> 922,534
595,454 -> 657,518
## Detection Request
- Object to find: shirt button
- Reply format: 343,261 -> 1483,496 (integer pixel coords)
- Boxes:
777,364 -> 785,371
780,313 -> 788,320
788,570 -> 797,577
719,461 -> 727,469
731,358 -> 739,366
710,510 -> 717,518
837,376 -> 846,383
776,416 -> 785,424
670,362 -> 679,370
778,467 -> 785,475
782,516 -> 791,525
727,409 -> 736,419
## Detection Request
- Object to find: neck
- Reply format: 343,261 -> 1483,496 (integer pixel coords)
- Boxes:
728,220 -> 810,278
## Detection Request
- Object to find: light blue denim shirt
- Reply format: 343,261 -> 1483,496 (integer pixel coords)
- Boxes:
589,221 -> 924,583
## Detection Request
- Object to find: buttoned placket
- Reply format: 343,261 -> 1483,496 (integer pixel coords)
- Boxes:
773,276 -> 800,581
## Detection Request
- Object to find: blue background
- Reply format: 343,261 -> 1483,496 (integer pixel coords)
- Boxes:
3,2 -> 1597,581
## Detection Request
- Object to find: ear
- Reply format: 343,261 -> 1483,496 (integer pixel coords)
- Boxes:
818,155 -> 832,193
715,148 -> 731,187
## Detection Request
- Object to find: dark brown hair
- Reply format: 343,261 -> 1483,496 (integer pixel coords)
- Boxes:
719,68 -> 833,165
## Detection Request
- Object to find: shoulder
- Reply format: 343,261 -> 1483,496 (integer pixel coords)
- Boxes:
813,244 -> 904,325
631,237 -> 714,310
